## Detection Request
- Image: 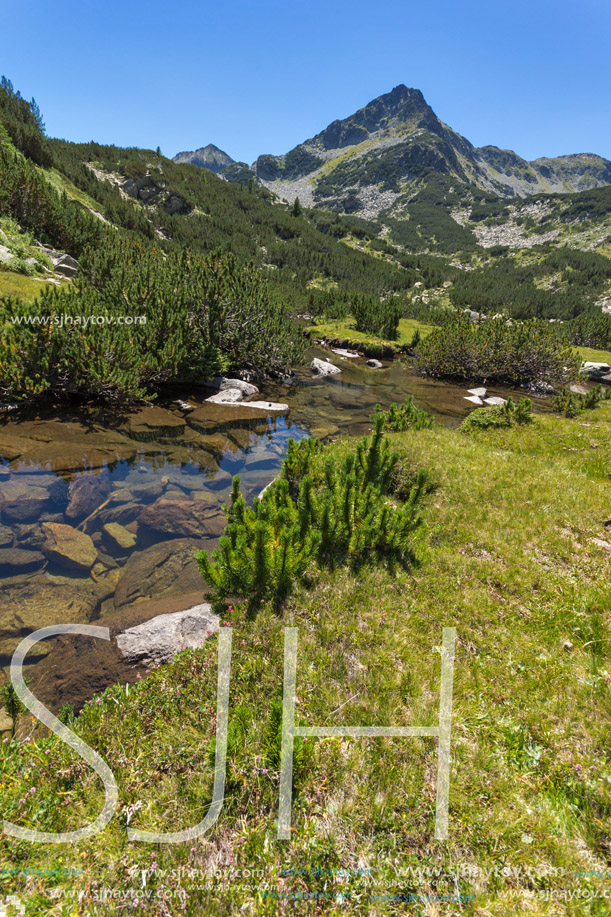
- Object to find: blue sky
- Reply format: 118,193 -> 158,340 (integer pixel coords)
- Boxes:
3,0 -> 610,163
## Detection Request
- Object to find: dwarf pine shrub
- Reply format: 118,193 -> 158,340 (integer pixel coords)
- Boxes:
373,396 -> 434,432
197,417 -> 429,611
460,396 -> 534,432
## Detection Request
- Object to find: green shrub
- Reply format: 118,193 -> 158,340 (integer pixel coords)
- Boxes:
197,418 -> 429,611
372,396 -> 434,432
460,396 -> 534,432
0,241 -> 305,402
553,384 -> 611,418
416,314 -> 581,387
351,294 -> 401,339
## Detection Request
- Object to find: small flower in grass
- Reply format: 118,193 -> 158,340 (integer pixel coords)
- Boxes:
2,737 -> 8,744
19,797 -> 25,805
30,787 -> 35,795
136,673 -> 141,680
96,698 -> 102,705
605,674 -> 611,683
45,749 -> 51,755
145,669 -> 150,674
190,846 -> 197,854
151,852 -> 156,858
575,764 -> 582,773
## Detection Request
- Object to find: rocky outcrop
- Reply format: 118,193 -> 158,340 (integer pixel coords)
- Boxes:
116,604 -> 219,666
311,357 -> 341,376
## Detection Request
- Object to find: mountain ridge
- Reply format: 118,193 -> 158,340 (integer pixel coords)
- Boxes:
174,85 -> 611,220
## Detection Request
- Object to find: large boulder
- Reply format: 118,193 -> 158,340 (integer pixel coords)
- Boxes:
41,523 -> 97,571
139,496 -> 225,538
116,604 -> 219,666
311,357 -> 341,376
580,362 -> 611,384
206,388 -> 247,404
66,471 -> 111,520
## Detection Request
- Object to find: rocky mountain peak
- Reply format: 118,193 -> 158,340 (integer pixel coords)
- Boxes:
173,143 -> 234,172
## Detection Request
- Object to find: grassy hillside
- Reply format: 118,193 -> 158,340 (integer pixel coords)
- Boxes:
2,403 -> 610,915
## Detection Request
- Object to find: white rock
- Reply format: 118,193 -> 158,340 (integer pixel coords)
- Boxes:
194,376 -> 259,396
206,388 -> 245,404
311,358 -> 341,376
366,359 -> 383,368
331,348 -> 360,359
468,387 -> 487,398
464,395 -> 484,405
484,397 -> 506,406
116,604 -> 219,666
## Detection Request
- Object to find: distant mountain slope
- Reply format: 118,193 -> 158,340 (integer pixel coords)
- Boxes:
242,85 -> 611,219
173,143 -> 234,172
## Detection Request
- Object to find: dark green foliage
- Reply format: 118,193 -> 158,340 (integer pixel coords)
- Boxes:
562,310 -> 611,351
416,314 -> 581,386
373,396 -> 434,431
0,76 -> 52,166
460,396 -> 534,432
0,136 -> 104,257
1,241 -> 305,402
1,680 -> 25,737
552,384 -> 611,418
197,419 -> 428,610
351,294 -> 401,339
450,248 -> 611,321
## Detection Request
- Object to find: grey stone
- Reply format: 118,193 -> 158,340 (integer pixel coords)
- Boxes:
468,387 -> 487,398
206,388 -> 246,404
196,377 -> 259,396
116,604 -> 219,666
484,397 -> 507,406
464,395 -> 484,405
366,359 -> 383,368
311,357 -> 341,377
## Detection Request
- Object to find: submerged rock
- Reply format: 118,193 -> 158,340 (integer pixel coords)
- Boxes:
366,358 -> 383,368
103,523 -> 137,551
116,603 -> 219,666
41,522 -> 97,571
0,547 -> 46,573
66,471 -> 111,520
311,357 -> 341,376
113,538 -> 205,610
139,496 -> 225,538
